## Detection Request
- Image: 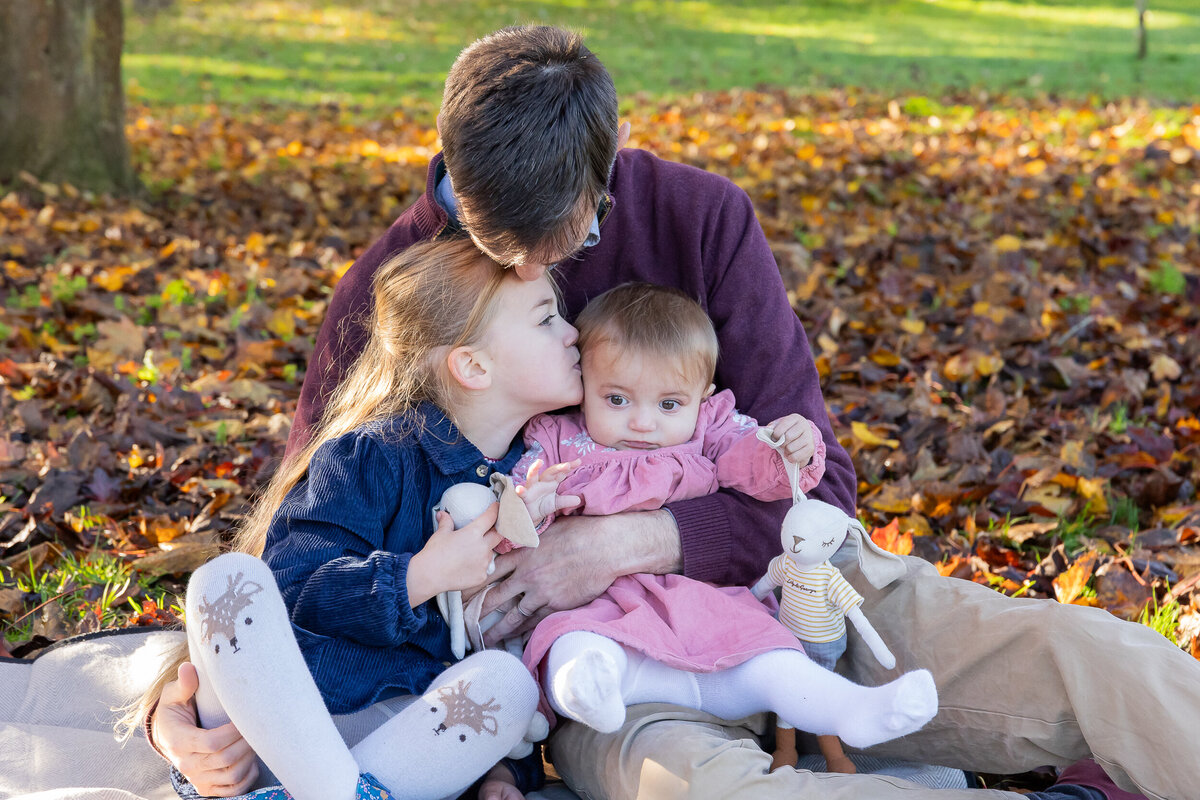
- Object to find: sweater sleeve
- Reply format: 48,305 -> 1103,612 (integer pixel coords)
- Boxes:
665,180 -> 857,586
701,392 -> 790,502
264,433 -> 429,648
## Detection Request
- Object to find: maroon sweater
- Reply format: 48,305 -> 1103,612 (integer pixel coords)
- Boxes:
291,149 -> 857,585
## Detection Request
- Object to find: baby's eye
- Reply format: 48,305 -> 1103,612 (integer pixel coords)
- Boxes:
659,399 -> 681,411
538,313 -> 557,327
606,395 -> 628,407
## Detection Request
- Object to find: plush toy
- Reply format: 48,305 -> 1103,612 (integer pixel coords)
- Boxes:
431,475 -> 548,758
751,429 -> 913,774
432,474 -> 539,661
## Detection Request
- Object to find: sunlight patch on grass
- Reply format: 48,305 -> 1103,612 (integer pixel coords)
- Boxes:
123,0 -> 1200,109
926,0 -> 1195,30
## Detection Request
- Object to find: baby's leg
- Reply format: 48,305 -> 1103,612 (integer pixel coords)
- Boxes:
186,552 -> 359,800
545,634 -> 936,748
350,649 -> 538,800
544,631 -> 711,733
691,649 -> 938,749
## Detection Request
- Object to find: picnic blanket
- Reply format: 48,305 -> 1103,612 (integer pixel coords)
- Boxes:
0,627 -> 960,799
0,627 -> 580,800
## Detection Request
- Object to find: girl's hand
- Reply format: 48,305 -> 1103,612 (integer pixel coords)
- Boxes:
767,414 -> 816,467
479,764 -> 526,800
515,458 -> 582,524
408,503 -> 501,607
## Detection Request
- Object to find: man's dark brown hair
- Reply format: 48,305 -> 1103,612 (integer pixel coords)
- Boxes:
440,26 -> 619,269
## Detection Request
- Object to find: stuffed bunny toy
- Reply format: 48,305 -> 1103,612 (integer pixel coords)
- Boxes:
430,476 -> 548,758
751,429 -> 915,773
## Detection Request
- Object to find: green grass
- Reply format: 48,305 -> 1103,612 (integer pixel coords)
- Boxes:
3,550 -> 179,646
123,0 -> 1200,118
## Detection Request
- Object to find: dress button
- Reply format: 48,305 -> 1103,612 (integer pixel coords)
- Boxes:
475,464 -> 488,478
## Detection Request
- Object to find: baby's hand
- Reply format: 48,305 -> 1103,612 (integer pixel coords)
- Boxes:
408,504 -> 501,606
766,414 -> 816,467
515,458 -> 582,524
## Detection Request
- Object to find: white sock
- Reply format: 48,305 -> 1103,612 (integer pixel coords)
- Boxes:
186,552 -> 359,800
692,649 -> 938,749
544,631 -> 631,733
351,649 -> 539,799
545,637 -> 937,749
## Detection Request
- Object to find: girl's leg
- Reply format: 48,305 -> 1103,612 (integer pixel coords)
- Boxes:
186,552 -> 359,800
544,632 -> 936,748
350,649 -> 539,800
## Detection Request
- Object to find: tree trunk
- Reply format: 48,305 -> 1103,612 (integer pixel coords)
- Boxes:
1136,1 -> 1149,60
0,0 -> 135,193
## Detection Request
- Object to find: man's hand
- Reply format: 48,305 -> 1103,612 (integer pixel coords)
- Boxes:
475,509 -> 682,644
152,662 -> 259,796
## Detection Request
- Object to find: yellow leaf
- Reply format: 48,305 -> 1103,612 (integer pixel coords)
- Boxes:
899,318 -> 925,335
994,234 -> 1022,253
943,353 -> 974,382
870,350 -> 902,367
266,308 -> 296,340
852,421 -> 899,449
866,483 -> 913,514
1075,476 -> 1109,515
94,266 -> 137,292
1022,484 -> 1074,517
974,354 -> 1005,377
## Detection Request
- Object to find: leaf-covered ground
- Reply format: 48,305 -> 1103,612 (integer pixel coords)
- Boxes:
1,91 -> 1198,664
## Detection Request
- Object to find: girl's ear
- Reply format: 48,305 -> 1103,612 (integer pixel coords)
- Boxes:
703,383 -> 716,399
446,345 -> 492,391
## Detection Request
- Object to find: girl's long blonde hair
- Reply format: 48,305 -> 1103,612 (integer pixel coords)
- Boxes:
118,237 -> 510,740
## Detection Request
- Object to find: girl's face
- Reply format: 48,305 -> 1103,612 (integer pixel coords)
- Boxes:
479,274 -> 583,416
581,341 -> 713,450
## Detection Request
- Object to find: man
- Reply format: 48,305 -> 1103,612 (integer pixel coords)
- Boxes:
153,26 -> 1192,800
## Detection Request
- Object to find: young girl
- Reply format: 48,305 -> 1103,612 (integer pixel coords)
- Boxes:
493,284 -> 938,755
131,238 -> 585,800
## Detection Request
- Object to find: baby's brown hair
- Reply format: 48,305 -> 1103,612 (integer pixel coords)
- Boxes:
574,283 -> 718,387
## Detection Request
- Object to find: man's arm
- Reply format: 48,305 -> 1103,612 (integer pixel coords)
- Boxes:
478,509 -> 680,643
667,177 -> 856,586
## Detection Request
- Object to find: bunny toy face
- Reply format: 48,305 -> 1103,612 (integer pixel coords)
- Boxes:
779,498 -> 853,569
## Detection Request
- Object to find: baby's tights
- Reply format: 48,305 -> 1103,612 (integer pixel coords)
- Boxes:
545,630 -> 937,748
185,552 -> 538,800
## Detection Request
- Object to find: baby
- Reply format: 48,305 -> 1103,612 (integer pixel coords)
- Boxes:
504,283 -> 937,753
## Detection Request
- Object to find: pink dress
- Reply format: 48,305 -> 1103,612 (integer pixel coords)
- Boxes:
514,390 -> 827,708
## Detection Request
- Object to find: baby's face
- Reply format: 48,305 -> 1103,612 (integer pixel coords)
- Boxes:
581,341 -> 713,451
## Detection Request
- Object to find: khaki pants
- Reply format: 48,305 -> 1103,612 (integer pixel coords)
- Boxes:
548,555 -> 1198,800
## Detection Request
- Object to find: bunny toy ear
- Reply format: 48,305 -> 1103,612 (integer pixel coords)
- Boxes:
831,519 -> 907,589
756,428 -> 806,505
488,473 -> 540,548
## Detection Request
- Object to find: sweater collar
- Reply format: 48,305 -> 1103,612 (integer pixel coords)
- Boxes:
410,153 -> 455,238
411,402 -> 523,476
